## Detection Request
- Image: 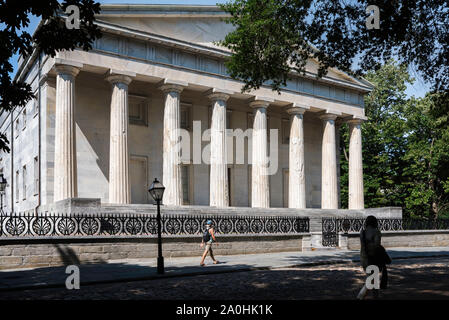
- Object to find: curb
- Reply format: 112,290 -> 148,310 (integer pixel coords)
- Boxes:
1,253 -> 448,293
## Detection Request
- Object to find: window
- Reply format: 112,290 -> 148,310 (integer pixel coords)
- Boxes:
15,118 -> 20,138
34,157 -> 39,196
15,171 -> 19,203
282,118 -> 290,144
33,91 -> 39,117
22,109 -> 26,130
128,94 -> 148,126
226,110 -> 232,130
267,115 -> 270,141
227,167 -> 232,206
0,168 -> 3,210
208,108 -> 232,131
283,168 -> 289,208
247,112 -> 270,140
247,164 -> 252,207
180,103 -> 192,130
22,165 -> 26,200
247,112 -> 254,129
181,165 -> 190,205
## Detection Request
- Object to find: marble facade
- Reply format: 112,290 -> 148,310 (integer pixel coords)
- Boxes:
0,4 -> 370,213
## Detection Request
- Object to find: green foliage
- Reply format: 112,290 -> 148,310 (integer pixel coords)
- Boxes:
339,62 -> 449,218
220,0 -> 449,93
402,95 -> 449,218
0,0 -> 101,152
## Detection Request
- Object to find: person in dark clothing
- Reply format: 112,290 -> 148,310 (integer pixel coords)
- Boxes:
357,215 -> 391,299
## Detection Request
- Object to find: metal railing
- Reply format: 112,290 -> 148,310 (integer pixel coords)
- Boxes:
322,217 -> 449,247
0,212 -> 310,237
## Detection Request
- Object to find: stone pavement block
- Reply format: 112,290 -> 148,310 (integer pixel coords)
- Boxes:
23,255 -> 52,265
111,253 -> 130,260
0,256 -> 23,267
0,248 -> 12,256
79,253 -> 109,262
127,252 -> 152,259
26,246 -> 56,255
78,245 -> 104,254
11,248 -> 29,256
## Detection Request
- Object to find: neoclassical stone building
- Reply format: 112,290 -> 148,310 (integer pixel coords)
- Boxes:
0,4 -> 372,213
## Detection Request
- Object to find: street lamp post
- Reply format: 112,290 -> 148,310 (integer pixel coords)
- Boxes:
148,178 -> 166,274
0,174 -> 7,216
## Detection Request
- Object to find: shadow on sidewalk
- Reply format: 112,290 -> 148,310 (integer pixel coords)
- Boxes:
1,257 -> 449,300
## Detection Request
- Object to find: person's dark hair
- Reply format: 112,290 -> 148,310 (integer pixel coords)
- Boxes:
365,215 -> 378,229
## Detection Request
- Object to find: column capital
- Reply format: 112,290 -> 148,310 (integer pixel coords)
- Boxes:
204,88 -> 233,102
54,58 -> 83,77
39,73 -> 56,86
158,79 -> 188,94
286,103 -> 309,115
318,110 -> 341,121
345,115 -> 367,125
249,96 -> 274,109
105,69 -> 135,86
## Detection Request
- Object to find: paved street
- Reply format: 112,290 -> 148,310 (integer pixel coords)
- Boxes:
1,247 -> 448,291
0,256 -> 448,300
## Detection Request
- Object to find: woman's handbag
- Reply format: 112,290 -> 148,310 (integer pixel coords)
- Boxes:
377,245 -> 392,265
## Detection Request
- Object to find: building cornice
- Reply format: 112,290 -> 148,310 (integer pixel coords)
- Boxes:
93,19 -> 373,94
97,4 -> 229,18
13,7 -> 373,100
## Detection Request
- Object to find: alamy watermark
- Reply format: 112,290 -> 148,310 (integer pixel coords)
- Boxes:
365,265 -> 380,290
65,5 -> 80,30
65,265 -> 80,290
366,5 -> 380,29
172,121 -> 279,175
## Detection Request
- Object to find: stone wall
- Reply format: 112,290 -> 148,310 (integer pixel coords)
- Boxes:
342,230 -> 449,250
0,234 -> 304,270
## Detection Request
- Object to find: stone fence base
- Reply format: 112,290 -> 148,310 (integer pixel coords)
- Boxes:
0,234 -> 306,270
339,230 -> 449,250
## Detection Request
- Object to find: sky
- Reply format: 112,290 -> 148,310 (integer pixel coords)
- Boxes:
8,0 -> 431,98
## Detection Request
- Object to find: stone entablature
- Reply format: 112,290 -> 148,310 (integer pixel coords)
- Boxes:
91,30 -> 367,107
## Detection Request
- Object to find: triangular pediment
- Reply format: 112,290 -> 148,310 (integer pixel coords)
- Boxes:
97,4 -> 372,91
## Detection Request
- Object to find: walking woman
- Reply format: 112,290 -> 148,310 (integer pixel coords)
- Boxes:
200,220 -> 219,266
357,215 -> 391,299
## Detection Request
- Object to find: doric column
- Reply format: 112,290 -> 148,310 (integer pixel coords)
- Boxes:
54,59 -> 82,202
286,104 -> 309,208
348,118 -> 365,209
335,120 -> 342,209
159,79 -> 188,206
250,97 -> 273,208
319,112 -> 340,209
206,88 -> 233,207
105,70 -> 135,204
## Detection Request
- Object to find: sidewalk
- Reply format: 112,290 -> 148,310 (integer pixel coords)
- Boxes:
1,247 -> 448,291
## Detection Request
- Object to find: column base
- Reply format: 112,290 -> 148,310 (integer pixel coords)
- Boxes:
39,198 -> 101,215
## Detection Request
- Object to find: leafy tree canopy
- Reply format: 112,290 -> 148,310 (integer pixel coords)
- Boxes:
0,0 -> 101,152
219,0 -> 449,93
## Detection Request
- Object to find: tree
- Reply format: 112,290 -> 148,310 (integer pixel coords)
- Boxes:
339,61 -> 449,218
340,61 -> 411,210
403,94 -> 449,218
219,0 -> 449,93
0,0 -> 101,152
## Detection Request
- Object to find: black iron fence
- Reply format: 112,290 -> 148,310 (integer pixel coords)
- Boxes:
0,212 -> 310,237
322,217 -> 449,247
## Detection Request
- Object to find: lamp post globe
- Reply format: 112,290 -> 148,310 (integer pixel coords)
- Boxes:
148,178 -> 165,274
148,178 -> 165,202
